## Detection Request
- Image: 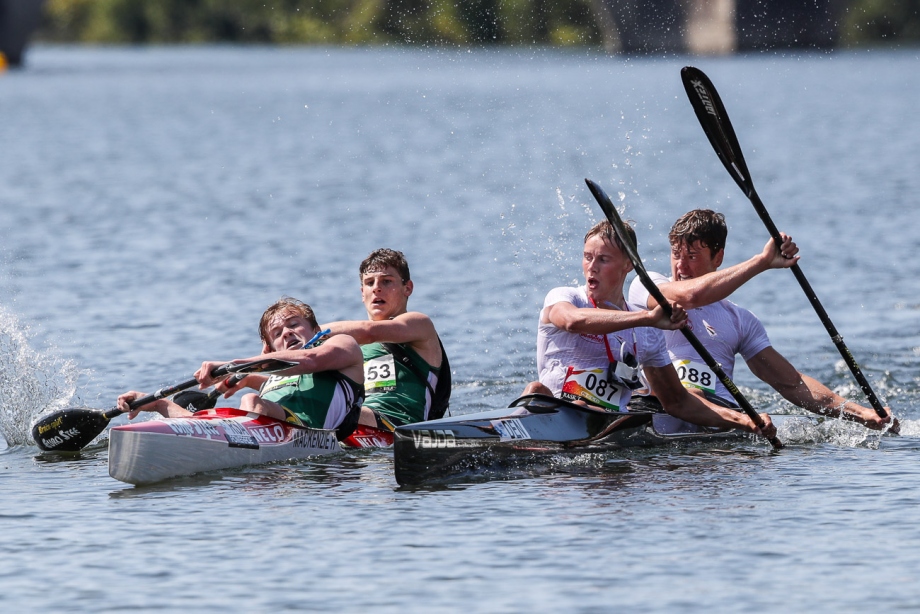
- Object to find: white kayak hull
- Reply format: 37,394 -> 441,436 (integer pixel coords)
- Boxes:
109,407 -> 341,485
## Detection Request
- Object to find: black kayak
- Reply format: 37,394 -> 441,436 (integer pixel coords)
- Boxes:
394,394 -> 773,486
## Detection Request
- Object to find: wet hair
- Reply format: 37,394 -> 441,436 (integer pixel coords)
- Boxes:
359,248 -> 410,283
258,297 -> 317,347
668,209 -> 727,254
583,219 -> 637,254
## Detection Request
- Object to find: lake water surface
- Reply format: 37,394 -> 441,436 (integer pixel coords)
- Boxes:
1,46 -> 920,611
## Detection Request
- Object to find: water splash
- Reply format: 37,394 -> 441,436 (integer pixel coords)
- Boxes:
0,307 -> 84,447
774,414 -> 886,449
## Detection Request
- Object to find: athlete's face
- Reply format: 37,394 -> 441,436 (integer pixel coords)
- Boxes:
361,265 -> 413,321
670,240 -> 724,281
265,312 -> 318,352
582,235 -> 632,303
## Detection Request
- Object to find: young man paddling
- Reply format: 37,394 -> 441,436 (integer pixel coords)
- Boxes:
627,209 -> 893,430
524,220 -> 776,438
322,248 -> 449,427
117,298 -> 368,436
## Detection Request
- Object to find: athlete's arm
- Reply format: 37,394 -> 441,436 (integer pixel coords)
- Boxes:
644,364 -> 776,438
746,346 -> 891,430
323,312 -> 442,367
116,392 -> 194,420
648,235 -> 799,310
544,301 -> 686,334
196,335 -> 365,388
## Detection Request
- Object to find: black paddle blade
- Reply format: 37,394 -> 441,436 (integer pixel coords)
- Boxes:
680,66 -> 754,198
31,407 -> 111,452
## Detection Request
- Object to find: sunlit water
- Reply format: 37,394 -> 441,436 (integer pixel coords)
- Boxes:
1,46 -> 919,611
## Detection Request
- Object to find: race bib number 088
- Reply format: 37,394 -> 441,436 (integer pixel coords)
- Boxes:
365,355 -> 396,393
672,359 -> 716,394
560,367 -> 624,412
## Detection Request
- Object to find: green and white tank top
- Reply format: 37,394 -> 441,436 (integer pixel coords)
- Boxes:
361,342 -> 439,425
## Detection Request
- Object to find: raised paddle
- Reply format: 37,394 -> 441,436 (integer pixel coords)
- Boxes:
585,177 -> 783,449
680,66 -> 889,422
31,357 -> 297,452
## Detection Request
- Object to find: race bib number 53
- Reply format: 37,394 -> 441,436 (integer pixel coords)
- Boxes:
365,354 -> 396,393
560,367 -> 624,412
672,359 -> 716,394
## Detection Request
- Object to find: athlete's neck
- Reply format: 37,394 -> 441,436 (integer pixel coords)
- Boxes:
586,288 -> 626,311
369,308 -> 408,322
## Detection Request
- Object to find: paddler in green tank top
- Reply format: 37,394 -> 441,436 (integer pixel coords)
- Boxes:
117,298 -> 372,435
323,248 -> 450,427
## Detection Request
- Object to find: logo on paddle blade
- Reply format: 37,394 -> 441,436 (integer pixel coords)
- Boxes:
690,79 -> 717,117
35,415 -> 65,435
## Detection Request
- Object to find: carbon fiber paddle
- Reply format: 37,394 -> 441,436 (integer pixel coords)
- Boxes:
31,358 -> 296,452
680,66 -> 888,421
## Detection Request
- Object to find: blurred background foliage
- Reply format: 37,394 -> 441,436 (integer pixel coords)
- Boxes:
35,0 -> 920,47
840,0 -> 920,43
37,0 -> 600,46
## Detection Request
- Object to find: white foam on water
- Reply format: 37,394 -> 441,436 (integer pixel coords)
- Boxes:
0,307 -> 84,447
775,414 -> 887,449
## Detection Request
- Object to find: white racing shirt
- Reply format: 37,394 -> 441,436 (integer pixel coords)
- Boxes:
536,285 -> 672,406
627,272 -> 772,403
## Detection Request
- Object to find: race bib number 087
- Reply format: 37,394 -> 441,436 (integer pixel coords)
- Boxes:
365,355 -> 396,393
560,367 -> 624,412
672,359 -> 716,394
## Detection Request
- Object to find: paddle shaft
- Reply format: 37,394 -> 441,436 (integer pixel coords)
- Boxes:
102,364 -> 240,420
585,177 -> 782,449
106,376 -> 201,419
120,358 -> 299,412
748,190 -> 887,417
681,65 -> 886,418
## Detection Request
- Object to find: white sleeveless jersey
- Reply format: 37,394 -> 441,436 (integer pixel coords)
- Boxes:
536,285 -> 671,398
627,272 -> 772,402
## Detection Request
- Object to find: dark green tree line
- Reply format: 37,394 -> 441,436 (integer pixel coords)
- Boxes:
35,0 -> 920,47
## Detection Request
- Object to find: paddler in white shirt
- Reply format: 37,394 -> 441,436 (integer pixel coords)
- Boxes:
117,298 -> 369,438
523,219 -> 776,438
322,248 -> 450,428
627,209 -> 893,430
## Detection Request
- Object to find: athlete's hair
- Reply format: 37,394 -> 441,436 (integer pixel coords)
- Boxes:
583,219 -> 637,254
259,297 -> 318,347
359,248 -> 411,283
668,209 -> 727,254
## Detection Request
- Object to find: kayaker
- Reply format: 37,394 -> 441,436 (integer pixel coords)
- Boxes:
523,220 -> 776,438
627,209 -> 893,430
322,248 -> 450,428
116,298 -> 368,437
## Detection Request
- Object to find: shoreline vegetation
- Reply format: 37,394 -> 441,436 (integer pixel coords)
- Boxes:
33,0 -> 920,51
